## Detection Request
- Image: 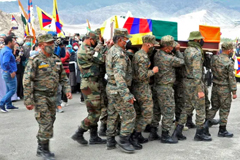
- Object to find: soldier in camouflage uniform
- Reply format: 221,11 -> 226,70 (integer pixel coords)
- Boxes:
206,42 -> 237,137
172,31 -> 212,142
131,35 -> 159,149
153,35 -> 184,144
23,34 -> 72,160
71,31 -> 107,145
105,28 -> 136,153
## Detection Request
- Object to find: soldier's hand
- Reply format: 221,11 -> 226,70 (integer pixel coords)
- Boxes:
128,97 -> 136,104
99,34 -> 104,43
176,43 -> 180,51
26,105 -> 34,110
152,66 -> 159,73
233,94 -> 237,99
66,92 -> 72,99
198,92 -> 205,99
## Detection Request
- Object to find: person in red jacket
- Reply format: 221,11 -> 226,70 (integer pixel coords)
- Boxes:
60,45 -> 71,108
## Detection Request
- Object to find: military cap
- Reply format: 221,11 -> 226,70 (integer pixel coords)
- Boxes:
161,35 -> 174,47
142,35 -> 158,45
37,34 -> 54,43
86,31 -> 97,40
95,28 -> 101,36
114,28 -> 132,38
222,42 -> 234,50
188,31 -> 204,40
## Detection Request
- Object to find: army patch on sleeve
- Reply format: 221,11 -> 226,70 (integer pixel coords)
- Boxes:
38,62 -> 49,68
56,62 -> 62,65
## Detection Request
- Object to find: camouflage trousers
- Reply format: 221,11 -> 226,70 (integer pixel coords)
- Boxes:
179,79 -> 205,128
34,94 -> 56,142
106,84 -> 136,137
207,84 -> 232,126
132,83 -> 153,132
153,84 -> 175,132
174,82 -> 185,121
99,79 -> 108,125
151,85 -> 161,128
80,78 -> 101,130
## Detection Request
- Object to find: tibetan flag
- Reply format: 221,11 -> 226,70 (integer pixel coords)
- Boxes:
37,6 -> 63,32
123,17 -> 152,45
12,15 -> 16,21
27,0 -> 36,43
52,0 -> 62,34
18,0 -> 28,25
235,57 -> 240,78
199,25 -> 220,43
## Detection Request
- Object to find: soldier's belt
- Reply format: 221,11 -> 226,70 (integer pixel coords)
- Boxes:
157,84 -> 173,87
83,77 -> 99,82
34,90 -> 56,97
213,83 -> 228,86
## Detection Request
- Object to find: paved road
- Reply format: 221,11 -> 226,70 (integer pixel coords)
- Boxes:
1,85 -> 240,160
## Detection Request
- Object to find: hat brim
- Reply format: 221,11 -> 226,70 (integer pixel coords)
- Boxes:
45,39 -> 55,43
125,35 -> 132,38
153,40 -> 159,45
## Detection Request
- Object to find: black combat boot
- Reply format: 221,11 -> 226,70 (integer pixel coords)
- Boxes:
186,115 -> 196,128
36,140 -> 55,158
208,119 -> 220,127
89,126 -> 107,144
71,127 -> 88,145
138,132 -> 148,144
161,131 -> 178,144
99,123 -> 107,136
218,126 -> 233,138
118,135 -> 135,153
107,136 -> 117,150
144,124 -> 151,133
148,127 -> 161,141
194,128 -> 212,141
37,140 -> 55,160
172,124 -> 187,141
129,131 -> 142,150
203,120 -> 211,136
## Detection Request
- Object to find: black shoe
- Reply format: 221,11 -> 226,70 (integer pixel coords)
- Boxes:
172,124 -> 187,141
194,128 -> 212,141
161,131 -> 178,144
218,126 -> 233,138
99,123 -> 107,136
186,115 -> 196,128
118,135 -> 135,153
129,131 -> 142,150
148,127 -> 161,141
208,119 -> 220,127
6,105 -> 19,110
138,132 -> 148,144
144,124 -> 151,133
107,136 -> 117,150
203,120 -> 211,136
37,140 -> 55,160
89,126 -> 107,144
72,127 -> 88,145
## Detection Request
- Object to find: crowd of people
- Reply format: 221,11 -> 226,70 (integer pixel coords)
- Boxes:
0,27 -> 237,160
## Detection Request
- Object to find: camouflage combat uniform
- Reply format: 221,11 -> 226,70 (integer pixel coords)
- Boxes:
106,41 -> 135,137
153,36 -> 184,132
207,44 -> 237,126
23,34 -> 70,142
132,35 -> 158,133
178,41 -> 206,128
77,32 -> 105,130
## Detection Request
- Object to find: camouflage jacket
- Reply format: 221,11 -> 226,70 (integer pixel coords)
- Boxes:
154,50 -> 184,85
132,49 -> 154,84
23,52 -> 70,106
211,54 -> 237,93
77,42 -> 104,78
106,44 -> 133,102
183,46 -> 203,91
